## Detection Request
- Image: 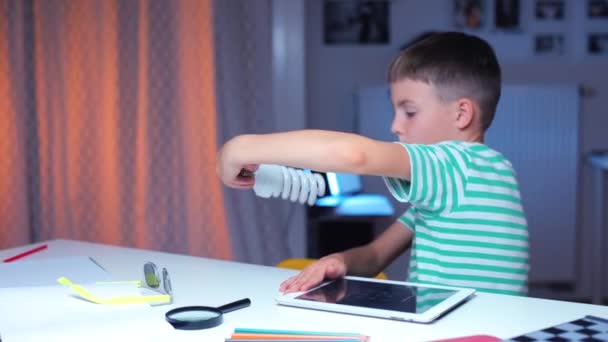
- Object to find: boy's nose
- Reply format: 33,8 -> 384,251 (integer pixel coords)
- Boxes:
390,120 -> 402,136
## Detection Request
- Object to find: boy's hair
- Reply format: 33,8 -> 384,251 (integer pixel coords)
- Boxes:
388,32 -> 501,131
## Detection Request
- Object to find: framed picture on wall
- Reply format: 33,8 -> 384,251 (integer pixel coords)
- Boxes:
454,0 -> 486,30
535,0 -> 565,20
495,0 -> 521,30
534,34 -> 565,55
588,0 -> 608,18
323,0 -> 390,45
588,33 -> 608,54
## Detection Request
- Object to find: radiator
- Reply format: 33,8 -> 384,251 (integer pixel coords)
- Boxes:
487,84 -> 580,284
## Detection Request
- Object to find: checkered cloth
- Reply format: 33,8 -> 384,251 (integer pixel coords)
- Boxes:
504,315 -> 608,341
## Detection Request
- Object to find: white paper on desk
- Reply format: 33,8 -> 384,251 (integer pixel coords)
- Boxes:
0,284 -> 174,342
0,256 -> 111,288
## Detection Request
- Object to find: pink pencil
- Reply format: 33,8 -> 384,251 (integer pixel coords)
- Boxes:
2,244 -> 48,263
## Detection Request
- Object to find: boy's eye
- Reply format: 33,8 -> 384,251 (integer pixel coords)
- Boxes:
405,111 -> 416,117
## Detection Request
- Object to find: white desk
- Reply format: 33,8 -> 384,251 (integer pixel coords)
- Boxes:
1,239 -> 608,342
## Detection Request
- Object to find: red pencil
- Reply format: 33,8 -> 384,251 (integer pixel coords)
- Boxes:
2,244 -> 48,263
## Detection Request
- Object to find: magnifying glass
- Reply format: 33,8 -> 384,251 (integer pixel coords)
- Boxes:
165,298 -> 251,330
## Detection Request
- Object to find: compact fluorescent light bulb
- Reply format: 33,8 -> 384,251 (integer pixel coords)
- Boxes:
252,164 -> 326,206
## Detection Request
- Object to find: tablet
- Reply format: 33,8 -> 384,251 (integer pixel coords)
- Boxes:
275,276 -> 475,323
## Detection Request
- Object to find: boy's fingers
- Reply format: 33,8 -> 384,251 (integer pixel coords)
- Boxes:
325,264 -> 336,277
281,260 -> 341,293
230,177 -> 255,189
281,275 -> 300,290
279,277 -> 292,291
290,273 -> 316,292
285,281 -> 301,293
325,264 -> 344,279
284,274 -> 307,293
243,164 -> 259,172
300,279 -> 319,291
292,273 -> 310,289
298,269 -> 326,291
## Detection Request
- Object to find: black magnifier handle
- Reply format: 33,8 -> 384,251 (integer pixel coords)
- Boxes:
217,298 -> 251,314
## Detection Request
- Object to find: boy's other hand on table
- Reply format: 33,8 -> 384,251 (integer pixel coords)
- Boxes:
279,254 -> 347,293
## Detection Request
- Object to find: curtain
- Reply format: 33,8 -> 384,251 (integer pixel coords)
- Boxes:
214,0 -> 306,265
213,0 -> 305,265
0,0 -> 231,259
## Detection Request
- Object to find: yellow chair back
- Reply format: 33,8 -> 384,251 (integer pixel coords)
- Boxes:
276,258 -> 387,280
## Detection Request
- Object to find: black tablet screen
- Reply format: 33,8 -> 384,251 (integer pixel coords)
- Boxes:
295,278 -> 457,313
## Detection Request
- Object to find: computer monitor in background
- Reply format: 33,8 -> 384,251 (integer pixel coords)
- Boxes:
308,172 -> 395,259
325,172 -> 362,196
315,172 -> 393,217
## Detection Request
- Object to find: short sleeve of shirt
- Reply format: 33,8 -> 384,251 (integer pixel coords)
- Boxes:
383,142 -> 469,213
397,206 -> 417,232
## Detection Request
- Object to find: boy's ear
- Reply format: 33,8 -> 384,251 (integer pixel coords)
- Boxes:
454,98 -> 476,130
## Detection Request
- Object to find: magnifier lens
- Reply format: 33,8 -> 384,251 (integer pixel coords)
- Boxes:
165,299 -> 250,330
144,262 -> 161,288
168,310 -> 220,322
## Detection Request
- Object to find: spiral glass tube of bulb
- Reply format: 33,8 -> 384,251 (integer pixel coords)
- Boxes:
252,164 -> 326,206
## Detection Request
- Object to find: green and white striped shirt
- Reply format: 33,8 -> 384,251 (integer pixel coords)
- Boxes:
384,141 -> 529,296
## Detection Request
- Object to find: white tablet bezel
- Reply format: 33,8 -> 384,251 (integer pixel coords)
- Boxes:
275,276 -> 476,323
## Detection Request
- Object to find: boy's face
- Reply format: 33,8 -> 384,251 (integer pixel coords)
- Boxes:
389,78 -> 456,144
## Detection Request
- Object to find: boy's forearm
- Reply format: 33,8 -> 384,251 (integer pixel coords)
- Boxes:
224,130 -> 367,173
340,221 -> 413,277
339,246 -> 385,277
224,130 -> 411,179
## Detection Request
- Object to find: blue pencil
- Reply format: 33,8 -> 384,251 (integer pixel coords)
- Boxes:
234,327 -> 364,336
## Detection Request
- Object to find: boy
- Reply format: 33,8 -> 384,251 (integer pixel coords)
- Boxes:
217,32 -> 529,296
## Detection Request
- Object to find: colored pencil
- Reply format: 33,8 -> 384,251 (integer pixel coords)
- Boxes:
230,334 -> 368,341
2,244 -> 48,263
226,340 -> 362,342
234,328 -> 363,336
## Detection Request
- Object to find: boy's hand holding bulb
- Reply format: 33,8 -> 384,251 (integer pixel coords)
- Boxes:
239,164 -> 326,206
